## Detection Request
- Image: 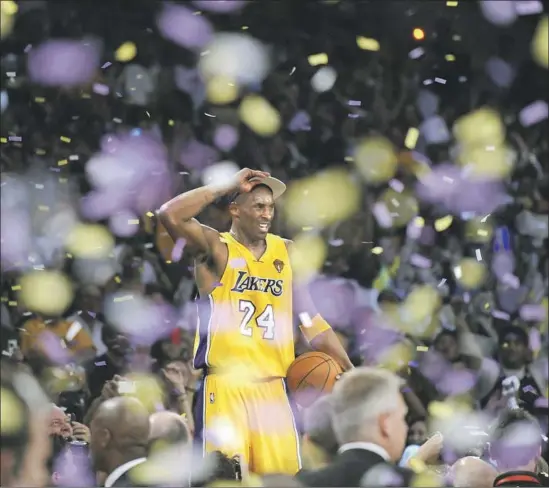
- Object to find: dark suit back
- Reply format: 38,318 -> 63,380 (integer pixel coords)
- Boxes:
296,448 -> 414,487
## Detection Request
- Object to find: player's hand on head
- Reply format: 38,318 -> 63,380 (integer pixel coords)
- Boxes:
235,168 -> 270,193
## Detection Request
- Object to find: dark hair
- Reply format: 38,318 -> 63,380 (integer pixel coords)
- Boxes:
434,328 -> 458,345
407,415 -> 427,426
192,450 -> 238,486
489,408 -> 542,470
498,325 -> 529,346
377,289 -> 402,305
0,360 -> 32,481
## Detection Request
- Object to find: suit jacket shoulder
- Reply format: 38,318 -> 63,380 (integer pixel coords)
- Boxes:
296,449 -> 414,487
109,461 -> 151,487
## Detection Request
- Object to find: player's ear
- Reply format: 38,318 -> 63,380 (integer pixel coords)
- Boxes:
229,202 -> 239,219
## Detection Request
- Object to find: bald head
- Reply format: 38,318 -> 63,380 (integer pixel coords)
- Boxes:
149,411 -> 190,450
451,456 -> 497,487
93,396 -> 150,450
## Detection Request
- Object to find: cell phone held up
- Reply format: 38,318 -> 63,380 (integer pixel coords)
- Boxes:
117,379 -> 136,395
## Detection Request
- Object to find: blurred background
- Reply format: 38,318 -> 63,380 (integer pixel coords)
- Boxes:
0,0 -> 548,485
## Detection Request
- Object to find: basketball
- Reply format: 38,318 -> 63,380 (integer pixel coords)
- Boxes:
286,352 -> 343,407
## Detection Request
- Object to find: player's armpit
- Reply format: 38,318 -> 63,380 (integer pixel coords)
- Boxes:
157,211 -> 211,255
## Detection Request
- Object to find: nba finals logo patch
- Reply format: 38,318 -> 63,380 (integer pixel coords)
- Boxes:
210,393 -> 215,404
273,259 -> 284,273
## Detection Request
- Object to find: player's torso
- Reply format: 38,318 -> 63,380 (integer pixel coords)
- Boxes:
193,232 -> 295,379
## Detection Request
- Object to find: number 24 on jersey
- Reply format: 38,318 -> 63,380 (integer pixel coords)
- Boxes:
238,299 -> 276,340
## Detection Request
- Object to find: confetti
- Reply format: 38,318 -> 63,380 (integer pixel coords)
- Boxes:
28,39 -> 101,87
206,76 -> 239,105
356,36 -> 380,51
289,234 -> 327,281
200,33 -> 270,86
308,53 -> 329,66
284,169 -> 360,230
480,1 -> 517,26
454,258 -> 487,289
19,270 -> 74,316
239,95 -> 281,136
353,136 -> 398,184
404,128 -> 419,149
518,100 -> 548,127
0,1 -> 17,39
65,223 -> 115,259
115,42 -> 137,62
157,4 -> 213,51
311,66 -> 337,93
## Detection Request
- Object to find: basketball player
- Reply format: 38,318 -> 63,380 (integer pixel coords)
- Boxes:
158,168 -> 353,475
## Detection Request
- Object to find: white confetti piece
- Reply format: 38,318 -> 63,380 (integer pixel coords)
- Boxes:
409,47 -> 425,59
311,66 -> 337,93
410,253 -> 432,268
373,202 -> 393,228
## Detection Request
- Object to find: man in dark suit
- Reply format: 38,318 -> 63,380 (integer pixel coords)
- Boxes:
297,368 -> 415,487
89,396 -> 150,487
299,394 -> 339,471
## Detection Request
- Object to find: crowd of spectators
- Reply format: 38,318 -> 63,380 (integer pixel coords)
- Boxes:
1,0 -> 548,486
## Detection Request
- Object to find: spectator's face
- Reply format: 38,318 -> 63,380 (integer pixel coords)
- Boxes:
407,420 -> 427,446
499,333 -> 528,369
434,333 -> 459,363
48,406 -> 72,439
104,332 -> 132,358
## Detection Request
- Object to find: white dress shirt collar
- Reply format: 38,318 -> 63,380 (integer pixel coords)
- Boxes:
338,442 -> 390,461
104,457 -> 147,487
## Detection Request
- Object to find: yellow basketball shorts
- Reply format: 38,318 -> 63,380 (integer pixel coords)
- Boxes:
193,374 -> 302,475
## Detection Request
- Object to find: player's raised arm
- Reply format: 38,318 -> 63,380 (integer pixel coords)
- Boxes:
285,240 -> 354,372
157,168 -> 270,260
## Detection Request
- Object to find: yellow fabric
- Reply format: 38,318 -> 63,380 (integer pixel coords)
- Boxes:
201,374 -> 301,475
193,232 -> 295,380
299,314 -> 331,342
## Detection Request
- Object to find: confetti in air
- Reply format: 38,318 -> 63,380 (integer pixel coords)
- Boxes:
27,39 -> 101,87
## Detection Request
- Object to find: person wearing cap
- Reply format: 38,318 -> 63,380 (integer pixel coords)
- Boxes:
158,168 -> 352,475
479,325 -> 547,416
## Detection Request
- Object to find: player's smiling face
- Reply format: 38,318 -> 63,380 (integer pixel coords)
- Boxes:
232,185 -> 275,240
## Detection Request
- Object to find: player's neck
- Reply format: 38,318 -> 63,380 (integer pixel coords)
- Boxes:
229,227 -> 265,250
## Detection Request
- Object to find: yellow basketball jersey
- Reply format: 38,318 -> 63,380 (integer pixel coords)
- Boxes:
193,232 -> 295,379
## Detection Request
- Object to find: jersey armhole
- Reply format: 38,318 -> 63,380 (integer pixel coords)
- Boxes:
195,236 -> 230,297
